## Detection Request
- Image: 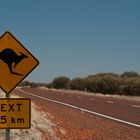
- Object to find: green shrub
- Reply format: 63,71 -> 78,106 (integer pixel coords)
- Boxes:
52,76 -> 71,89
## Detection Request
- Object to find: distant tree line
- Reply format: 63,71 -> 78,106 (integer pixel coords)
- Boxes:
19,81 -> 47,88
19,71 -> 140,96
47,71 -> 140,96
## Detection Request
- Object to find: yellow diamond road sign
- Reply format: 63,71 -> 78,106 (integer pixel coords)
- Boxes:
0,31 -> 39,93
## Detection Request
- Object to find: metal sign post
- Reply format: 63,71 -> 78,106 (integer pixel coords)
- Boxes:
5,94 -> 10,140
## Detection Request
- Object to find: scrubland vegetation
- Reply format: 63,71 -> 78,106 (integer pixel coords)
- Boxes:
20,71 -> 140,96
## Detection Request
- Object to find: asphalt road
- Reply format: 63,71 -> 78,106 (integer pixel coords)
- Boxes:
15,87 -> 140,129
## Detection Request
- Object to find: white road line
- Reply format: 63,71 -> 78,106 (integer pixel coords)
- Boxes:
106,101 -> 114,104
132,105 -> 140,108
19,89 -> 140,128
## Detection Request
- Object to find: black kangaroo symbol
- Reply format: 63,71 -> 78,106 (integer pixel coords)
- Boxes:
0,48 -> 28,76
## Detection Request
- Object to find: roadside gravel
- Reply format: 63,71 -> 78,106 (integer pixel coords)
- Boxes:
13,88 -> 140,140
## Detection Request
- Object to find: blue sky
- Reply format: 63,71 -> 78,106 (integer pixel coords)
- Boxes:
0,0 -> 140,83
